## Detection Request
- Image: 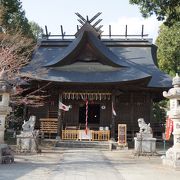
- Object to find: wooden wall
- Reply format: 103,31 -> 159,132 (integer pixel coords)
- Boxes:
28,90 -> 155,139
115,92 -> 152,138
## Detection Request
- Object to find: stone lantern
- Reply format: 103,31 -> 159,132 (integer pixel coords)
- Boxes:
0,70 -> 13,144
162,73 -> 180,169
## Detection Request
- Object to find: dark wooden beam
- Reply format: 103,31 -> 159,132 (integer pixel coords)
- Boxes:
77,25 -> 79,32
77,19 -> 85,25
141,25 -> 144,38
111,93 -> 116,140
89,12 -> 102,23
109,25 -> 111,38
60,25 -> 65,39
93,19 -> 102,28
45,25 -> 49,39
75,12 -> 87,23
57,92 -> 63,138
130,93 -> 135,138
96,25 -> 103,32
125,25 -> 127,38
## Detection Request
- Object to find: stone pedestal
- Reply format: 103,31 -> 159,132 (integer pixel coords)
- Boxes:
162,147 -> 180,169
0,144 -> 14,164
17,132 -> 38,153
134,133 -> 156,155
162,73 -> 180,169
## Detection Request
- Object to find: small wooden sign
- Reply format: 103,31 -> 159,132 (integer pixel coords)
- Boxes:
118,124 -> 127,146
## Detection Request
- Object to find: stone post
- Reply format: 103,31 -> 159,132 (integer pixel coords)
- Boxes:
0,71 -> 14,164
0,82 -> 12,144
162,73 -> 180,169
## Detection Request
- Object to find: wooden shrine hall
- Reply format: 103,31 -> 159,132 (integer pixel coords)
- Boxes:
21,13 -> 172,141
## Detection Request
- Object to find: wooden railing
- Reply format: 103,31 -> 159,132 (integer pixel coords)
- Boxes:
62,130 -> 78,140
39,118 -> 110,141
92,130 -> 110,141
62,130 -> 110,141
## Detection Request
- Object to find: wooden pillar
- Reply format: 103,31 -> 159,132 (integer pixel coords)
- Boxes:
130,93 -> 134,138
57,92 -> 63,139
149,94 -> 153,123
111,93 -> 116,140
23,105 -> 28,120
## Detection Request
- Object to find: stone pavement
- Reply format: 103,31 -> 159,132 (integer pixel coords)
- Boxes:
0,148 -> 180,180
50,149 -> 124,180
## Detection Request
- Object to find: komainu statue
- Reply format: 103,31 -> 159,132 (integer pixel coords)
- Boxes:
134,118 -> 156,155
138,118 -> 152,134
22,116 -> 36,132
16,115 -> 39,153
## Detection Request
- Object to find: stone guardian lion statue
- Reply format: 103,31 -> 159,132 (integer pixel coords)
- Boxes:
138,118 -> 152,134
22,116 -> 36,132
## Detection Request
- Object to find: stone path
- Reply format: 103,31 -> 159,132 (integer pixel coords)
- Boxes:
0,148 -> 180,180
0,151 -> 60,180
51,149 -> 124,180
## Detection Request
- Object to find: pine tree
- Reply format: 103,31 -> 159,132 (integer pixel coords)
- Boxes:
0,0 -> 33,37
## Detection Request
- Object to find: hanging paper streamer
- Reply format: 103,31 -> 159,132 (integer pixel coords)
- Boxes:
112,102 -> 117,116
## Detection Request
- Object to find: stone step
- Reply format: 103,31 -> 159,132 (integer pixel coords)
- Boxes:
55,140 -> 111,149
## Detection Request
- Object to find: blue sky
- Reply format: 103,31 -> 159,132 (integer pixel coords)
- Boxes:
21,0 -> 162,41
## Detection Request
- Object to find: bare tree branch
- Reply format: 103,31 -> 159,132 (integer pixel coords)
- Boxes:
0,32 -> 34,79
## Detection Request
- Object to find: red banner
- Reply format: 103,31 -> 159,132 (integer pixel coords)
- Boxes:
165,116 -> 173,140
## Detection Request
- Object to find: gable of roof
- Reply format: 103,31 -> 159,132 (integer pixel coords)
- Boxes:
43,30 -> 127,68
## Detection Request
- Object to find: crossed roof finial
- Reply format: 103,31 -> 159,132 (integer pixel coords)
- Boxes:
75,12 -> 103,34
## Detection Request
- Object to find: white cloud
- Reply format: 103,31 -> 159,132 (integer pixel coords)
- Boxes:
102,16 -> 162,42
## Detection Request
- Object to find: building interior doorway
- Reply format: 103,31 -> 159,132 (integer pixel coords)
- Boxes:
79,104 -> 100,125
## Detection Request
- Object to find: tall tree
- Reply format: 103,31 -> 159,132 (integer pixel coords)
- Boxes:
156,22 -> 180,76
29,21 -> 43,40
0,1 -> 48,130
129,0 -> 180,26
153,22 -> 179,125
0,0 -> 33,37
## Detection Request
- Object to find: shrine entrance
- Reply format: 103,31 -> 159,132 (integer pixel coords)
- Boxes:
79,104 -> 100,126
60,92 -> 111,141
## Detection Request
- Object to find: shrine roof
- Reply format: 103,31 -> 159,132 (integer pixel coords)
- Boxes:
21,20 -> 172,88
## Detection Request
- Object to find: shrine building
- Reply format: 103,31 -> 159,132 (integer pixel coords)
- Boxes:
21,13 -> 172,141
